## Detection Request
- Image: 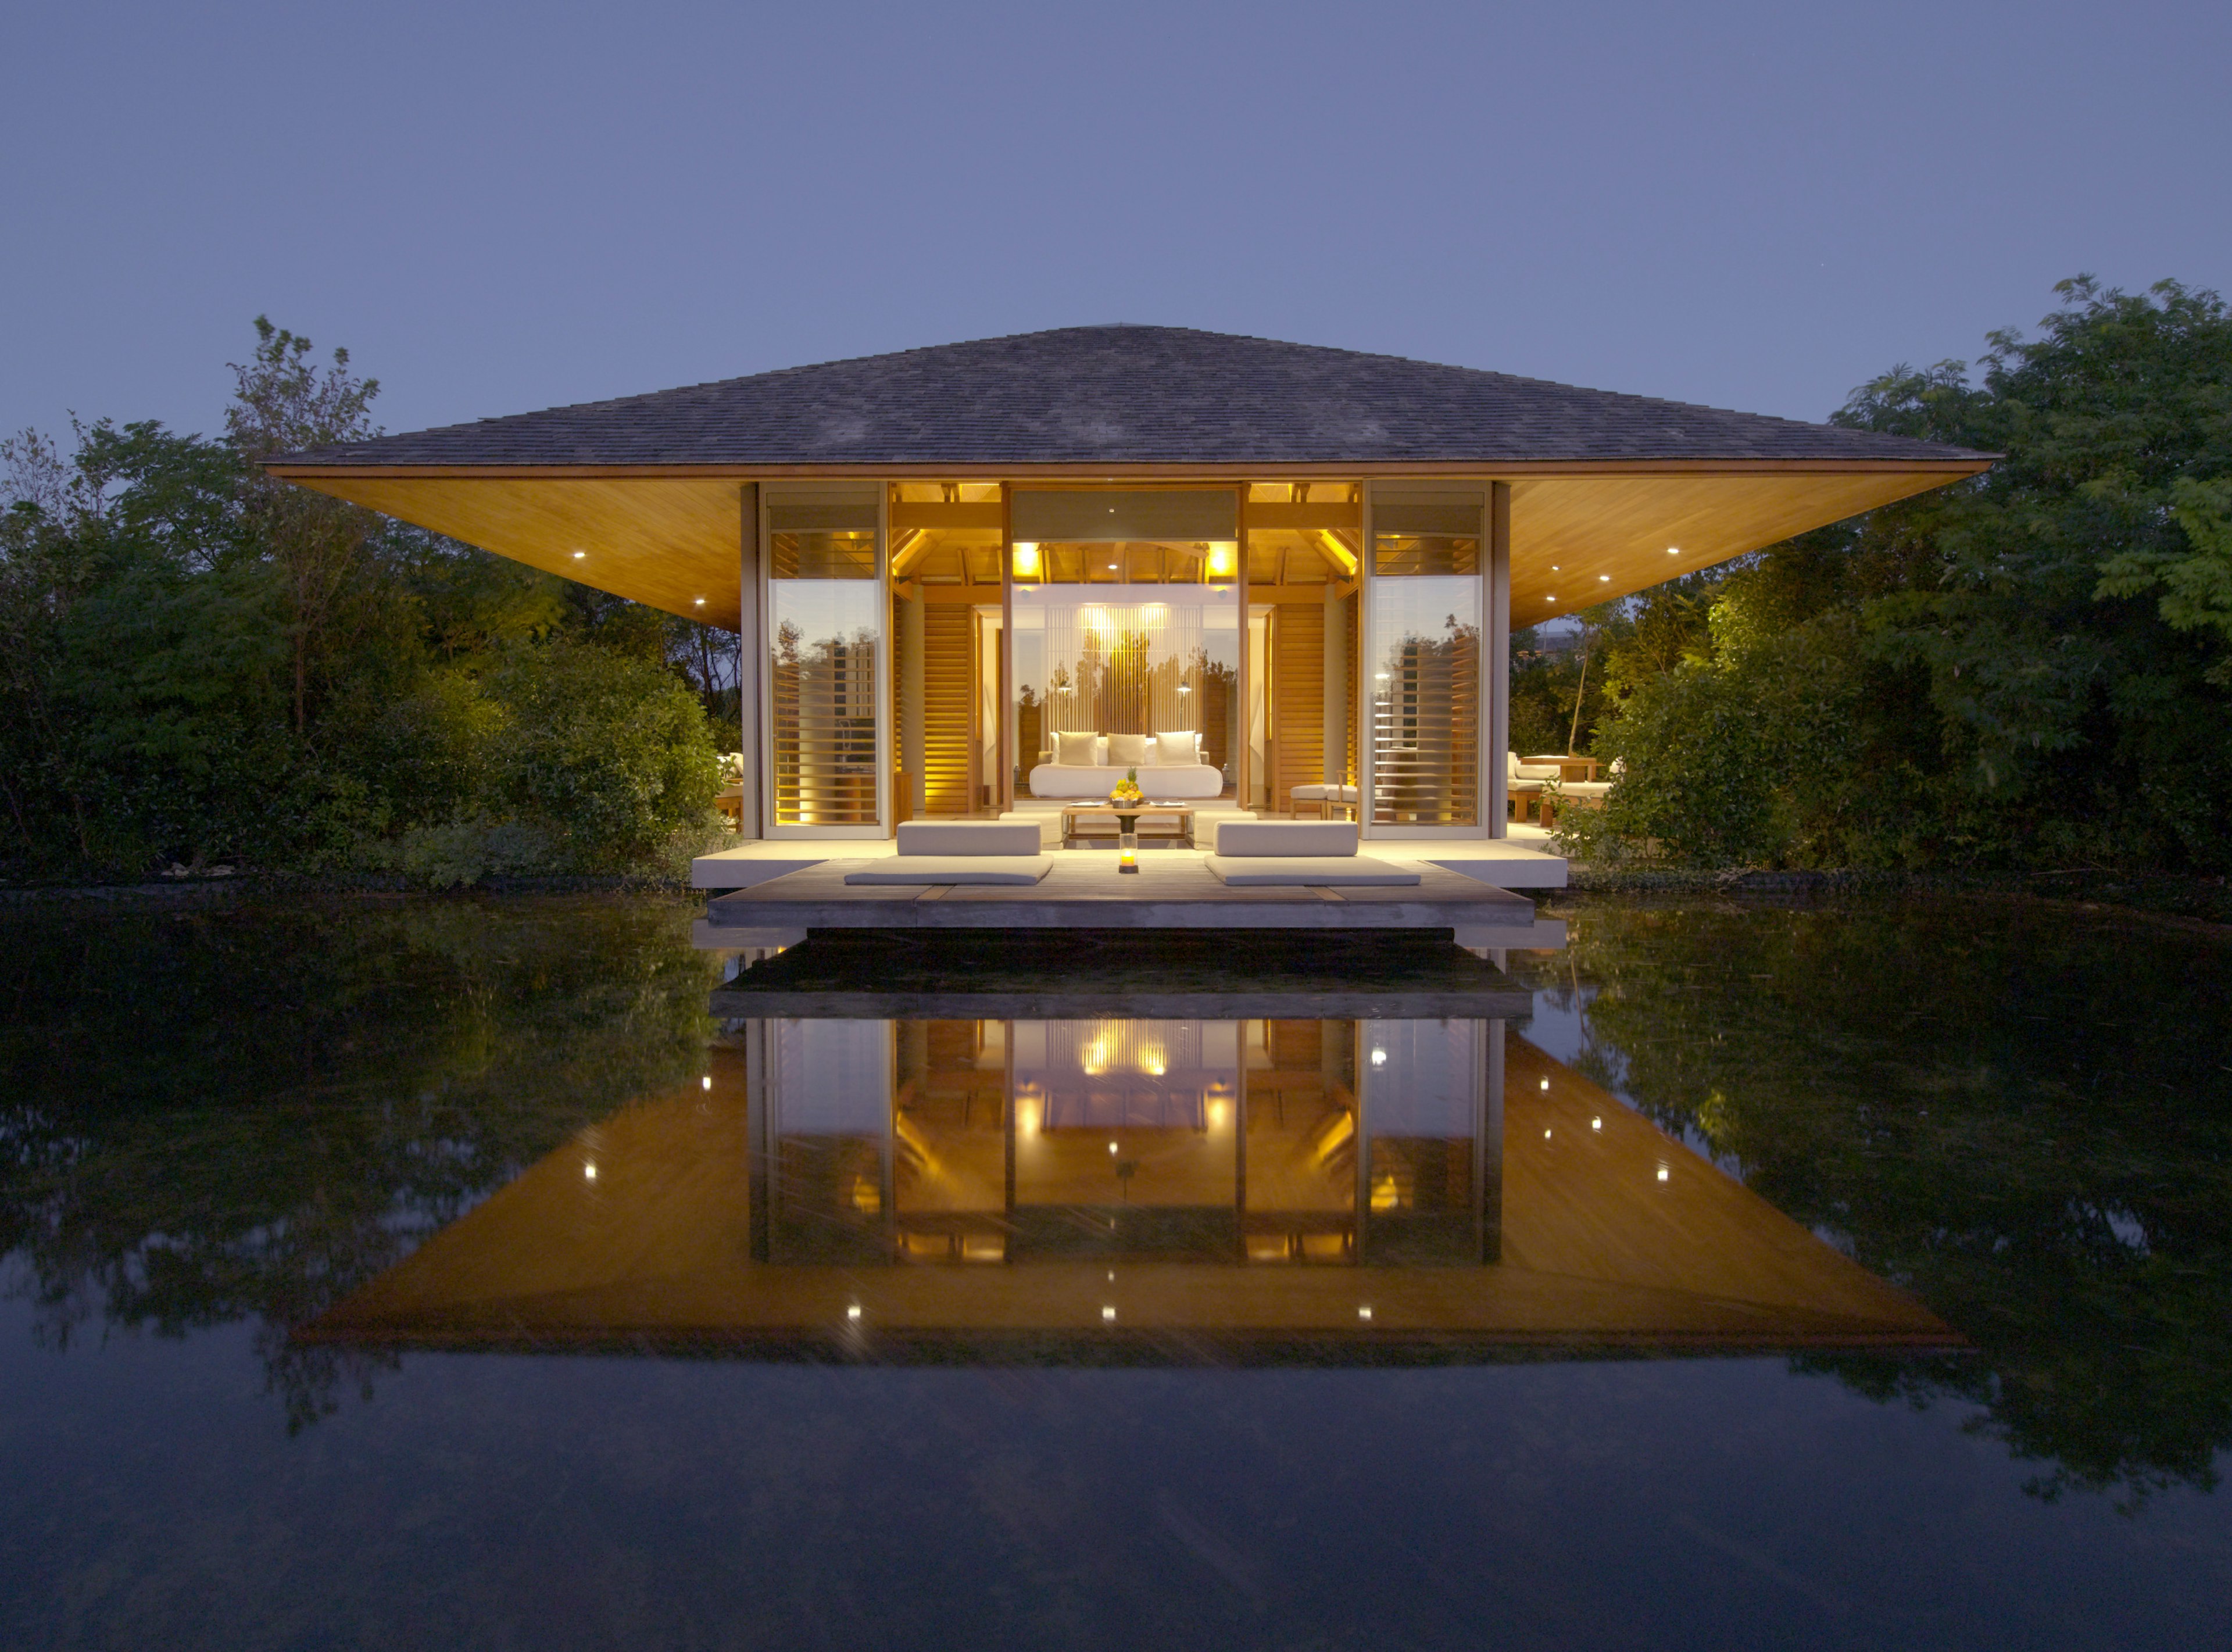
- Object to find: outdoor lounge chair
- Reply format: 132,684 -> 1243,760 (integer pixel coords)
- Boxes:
842,821 -> 1053,884
1201,820 -> 1420,886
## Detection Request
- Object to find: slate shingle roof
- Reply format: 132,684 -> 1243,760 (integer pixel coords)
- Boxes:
280,325 -> 1986,469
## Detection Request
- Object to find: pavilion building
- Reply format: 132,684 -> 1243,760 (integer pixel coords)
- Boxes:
271,326 -> 1988,846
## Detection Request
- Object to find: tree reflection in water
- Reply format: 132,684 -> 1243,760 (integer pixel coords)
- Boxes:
1511,893 -> 2232,1506
0,894 -> 720,1429
3,889 -> 2227,1508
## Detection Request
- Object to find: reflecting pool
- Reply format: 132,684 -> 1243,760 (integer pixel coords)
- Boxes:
2,892 -> 2227,1648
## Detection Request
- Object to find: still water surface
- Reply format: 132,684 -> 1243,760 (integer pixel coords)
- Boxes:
2,892 -> 2227,1649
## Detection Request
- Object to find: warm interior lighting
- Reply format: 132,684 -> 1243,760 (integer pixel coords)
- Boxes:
1108,1140 -> 1119,1154
1667,545 -> 1681,555
701,1075 -> 713,1090
1357,1306 -> 1373,1320
1370,1047 -> 1387,1067
1012,541 -> 1042,578
1599,575 -> 1611,582
1544,1128 -> 1553,1139
1205,543 -> 1237,579
583,1161 -> 596,1181
846,1304 -> 862,1320
1657,1165 -> 1670,1182
571,550 -> 586,560
1539,1078 -> 1550,1090
1102,1306 -> 1117,1321
1591,1116 -> 1602,1131
693,596 -> 706,606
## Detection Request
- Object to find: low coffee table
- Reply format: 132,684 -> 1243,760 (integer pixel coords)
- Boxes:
1058,804 -> 1196,849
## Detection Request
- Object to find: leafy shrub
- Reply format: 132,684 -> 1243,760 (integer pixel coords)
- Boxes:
480,638 -> 723,869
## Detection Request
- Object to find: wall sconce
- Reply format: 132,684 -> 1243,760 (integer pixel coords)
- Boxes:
1205,543 -> 1237,580
1012,541 -> 1042,578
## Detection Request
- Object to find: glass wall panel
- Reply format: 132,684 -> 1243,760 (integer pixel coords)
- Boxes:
767,492 -> 882,828
1010,499 -> 1239,799
1367,491 -> 1483,828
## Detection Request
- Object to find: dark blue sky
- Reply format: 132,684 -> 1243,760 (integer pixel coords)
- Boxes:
6,0 -> 2226,445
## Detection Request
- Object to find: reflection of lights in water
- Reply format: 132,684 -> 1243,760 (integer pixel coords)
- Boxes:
1371,1048 -> 1387,1067
1370,1170 -> 1401,1211
1207,1100 -> 1228,1129
849,1175 -> 881,1214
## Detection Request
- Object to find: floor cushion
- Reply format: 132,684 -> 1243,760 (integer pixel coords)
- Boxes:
1214,820 -> 1358,856
1204,854 -> 1420,886
844,856 -> 1052,885
897,821 -> 1040,856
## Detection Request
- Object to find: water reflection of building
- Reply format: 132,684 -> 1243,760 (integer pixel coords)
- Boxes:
306,1012 -> 1955,1360
753,1017 -> 1496,1270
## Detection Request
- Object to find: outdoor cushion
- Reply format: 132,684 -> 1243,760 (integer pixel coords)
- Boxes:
1106,732 -> 1149,766
845,855 -> 1051,885
897,821 -> 1041,856
1289,784 -> 1330,802
1508,750 -> 1561,781
1214,820 -> 1358,857
1054,731 -> 1100,766
1204,854 -> 1420,886
1154,730 -> 1200,764
1554,781 -> 1613,799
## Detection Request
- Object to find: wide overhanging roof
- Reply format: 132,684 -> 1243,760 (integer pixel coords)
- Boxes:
269,326 -> 1990,628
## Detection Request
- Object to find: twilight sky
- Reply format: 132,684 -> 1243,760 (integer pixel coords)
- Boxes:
5,0 -> 2226,446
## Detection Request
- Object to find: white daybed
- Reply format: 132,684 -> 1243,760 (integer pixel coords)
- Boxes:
1026,731 -> 1223,800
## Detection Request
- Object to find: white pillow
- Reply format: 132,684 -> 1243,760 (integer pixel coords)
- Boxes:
1054,731 -> 1099,766
1106,732 -> 1149,767
1153,730 -> 1200,764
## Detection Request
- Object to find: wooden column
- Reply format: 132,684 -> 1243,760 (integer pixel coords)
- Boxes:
1234,485 -> 1250,813
999,483 -> 1014,816
1487,481 -> 1512,839
736,483 -> 764,839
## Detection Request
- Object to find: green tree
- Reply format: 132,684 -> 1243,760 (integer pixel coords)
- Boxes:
1579,278 -> 2232,869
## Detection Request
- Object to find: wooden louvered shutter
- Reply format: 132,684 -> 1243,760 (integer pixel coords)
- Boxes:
921,603 -> 973,815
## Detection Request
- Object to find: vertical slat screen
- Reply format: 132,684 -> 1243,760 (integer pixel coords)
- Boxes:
922,603 -> 972,815
1272,603 -> 1325,813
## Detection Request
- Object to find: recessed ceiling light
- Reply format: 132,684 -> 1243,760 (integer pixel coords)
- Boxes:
1667,546 -> 1681,555
1550,564 -> 1560,571
1599,575 -> 1610,582
571,550 -> 586,560
693,596 -> 706,606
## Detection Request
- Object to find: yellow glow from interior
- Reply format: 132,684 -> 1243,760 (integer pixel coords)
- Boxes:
1310,1110 -> 1355,1165
848,1174 -> 881,1214
1012,541 -> 1042,578
1205,543 -> 1237,579
1370,1170 -> 1401,1212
